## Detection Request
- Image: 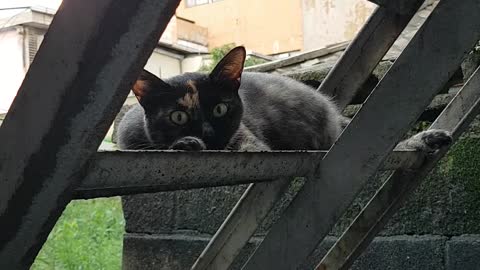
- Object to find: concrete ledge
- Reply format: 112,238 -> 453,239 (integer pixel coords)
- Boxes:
122,232 -> 260,270
347,235 -> 446,270
123,233 -> 450,270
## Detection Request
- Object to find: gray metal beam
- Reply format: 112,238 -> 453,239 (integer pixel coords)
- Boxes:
242,0 -> 480,269
318,0 -> 424,109
0,0 -> 180,268
76,150 -> 423,199
316,66 -> 480,270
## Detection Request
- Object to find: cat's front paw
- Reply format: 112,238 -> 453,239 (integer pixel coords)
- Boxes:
404,129 -> 453,154
169,136 -> 207,151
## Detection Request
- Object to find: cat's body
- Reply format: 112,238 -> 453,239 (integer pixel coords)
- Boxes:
117,46 -> 452,154
117,72 -> 342,151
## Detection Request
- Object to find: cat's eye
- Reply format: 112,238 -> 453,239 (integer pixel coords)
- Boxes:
213,103 -> 228,117
170,111 -> 189,125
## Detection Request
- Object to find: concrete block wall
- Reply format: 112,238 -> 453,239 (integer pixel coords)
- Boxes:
122,118 -> 480,269
123,229 -> 480,270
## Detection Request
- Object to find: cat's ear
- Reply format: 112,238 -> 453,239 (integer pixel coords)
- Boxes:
210,46 -> 246,85
132,69 -> 169,106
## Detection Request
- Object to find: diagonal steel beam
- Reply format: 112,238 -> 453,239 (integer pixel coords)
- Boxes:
318,0 -> 424,109
0,0 -> 180,268
316,66 -> 480,270
242,0 -> 480,269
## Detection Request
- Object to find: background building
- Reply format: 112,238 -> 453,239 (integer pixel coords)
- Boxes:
0,1 -> 379,113
0,6 -> 209,113
176,0 -> 376,55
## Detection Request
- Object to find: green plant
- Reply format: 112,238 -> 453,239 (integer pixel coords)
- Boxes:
198,43 -> 268,72
32,197 -> 125,270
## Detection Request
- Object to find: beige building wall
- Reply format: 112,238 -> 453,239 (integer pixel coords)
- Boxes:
145,50 -> 182,79
302,0 -> 376,50
177,0 -> 377,54
144,50 -> 206,79
176,0 -> 304,55
181,55 -> 206,73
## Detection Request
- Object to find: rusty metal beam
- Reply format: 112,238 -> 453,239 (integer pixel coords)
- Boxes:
316,66 -> 480,270
242,0 -> 480,269
0,0 -> 180,268
75,150 -> 423,199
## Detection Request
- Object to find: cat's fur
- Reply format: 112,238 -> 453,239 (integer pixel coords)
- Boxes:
117,46 -> 452,153
117,47 -> 341,151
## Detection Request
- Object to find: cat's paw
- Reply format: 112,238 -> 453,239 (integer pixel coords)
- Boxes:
169,136 -> 207,151
339,116 -> 351,129
403,129 -> 453,154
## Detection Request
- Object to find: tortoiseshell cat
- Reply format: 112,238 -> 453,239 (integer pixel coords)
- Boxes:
117,46 -> 451,153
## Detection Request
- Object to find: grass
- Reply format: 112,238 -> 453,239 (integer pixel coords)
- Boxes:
31,197 -> 125,270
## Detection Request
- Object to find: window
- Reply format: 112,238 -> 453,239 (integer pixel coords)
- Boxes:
25,27 -> 46,68
185,0 -> 222,8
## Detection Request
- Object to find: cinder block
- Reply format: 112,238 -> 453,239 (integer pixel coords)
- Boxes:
351,235 -> 446,270
446,235 -> 480,270
122,232 -> 259,270
123,233 -> 446,270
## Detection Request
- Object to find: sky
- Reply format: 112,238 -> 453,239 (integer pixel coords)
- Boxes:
0,0 -> 62,9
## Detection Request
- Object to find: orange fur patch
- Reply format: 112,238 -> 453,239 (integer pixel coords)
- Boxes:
178,80 -> 199,109
178,92 -> 199,109
132,80 -> 149,102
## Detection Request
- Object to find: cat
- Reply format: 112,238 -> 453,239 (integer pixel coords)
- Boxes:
116,46 -> 452,153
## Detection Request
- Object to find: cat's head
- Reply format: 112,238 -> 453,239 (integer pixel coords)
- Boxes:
132,46 -> 246,149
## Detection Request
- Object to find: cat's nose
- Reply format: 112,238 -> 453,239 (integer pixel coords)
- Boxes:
202,122 -> 215,137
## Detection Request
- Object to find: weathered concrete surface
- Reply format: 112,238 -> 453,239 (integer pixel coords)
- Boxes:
303,235 -> 447,270
381,118 -> 480,236
349,235 -> 446,270
122,233 -> 259,270
330,117 -> 480,236
123,185 -> 248,235
446,235 -> 480,270
123,233 -> 449,270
